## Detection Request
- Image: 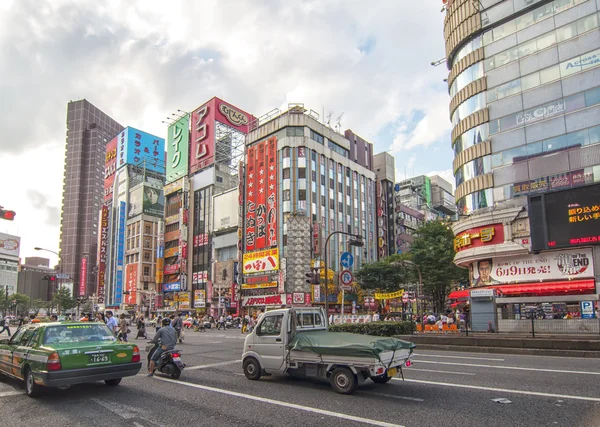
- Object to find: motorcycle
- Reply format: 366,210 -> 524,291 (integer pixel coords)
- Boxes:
146,341 -> 185,379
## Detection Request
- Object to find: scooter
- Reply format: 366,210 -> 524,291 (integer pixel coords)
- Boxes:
146,341 -> 185,379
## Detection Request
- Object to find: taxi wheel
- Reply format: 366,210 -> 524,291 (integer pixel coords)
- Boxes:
105,378 -> 122,386
25,368 -> 41,398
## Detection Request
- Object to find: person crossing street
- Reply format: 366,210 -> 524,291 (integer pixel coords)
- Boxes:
0,315 -> 11,337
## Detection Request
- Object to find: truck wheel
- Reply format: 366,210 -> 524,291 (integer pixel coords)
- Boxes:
25,368 -> 42,398
243,358 -> 262,380
330,367 -> 357,394
370,374 -> 392,384
105,378 -> 122,386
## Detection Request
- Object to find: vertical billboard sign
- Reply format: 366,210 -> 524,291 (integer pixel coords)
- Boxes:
98,205 -> 109,303
115,201 -> 126,305
125,264 -> 137,305
156,220 -> 164,285
166,115 -> 190,183
245,145 -> 257,252
256,141 -> 267,249
190,102 -> 215,173
267,137 -> 278,248
79,256 -> 87,297
104,137 -> 118,203
116,127 -> 166,174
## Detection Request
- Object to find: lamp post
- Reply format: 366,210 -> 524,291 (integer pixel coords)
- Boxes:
323,231 -> 364,326
391,259 -> 423,330
35,247 -> 63,315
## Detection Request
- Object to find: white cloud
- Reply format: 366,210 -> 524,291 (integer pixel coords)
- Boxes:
0,0 -> 451,261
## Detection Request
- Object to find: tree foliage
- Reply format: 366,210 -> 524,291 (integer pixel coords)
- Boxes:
52,287 -> 76,312
409,220 -> 469,313
355,252 -> 413,292
0,292 -> 30,315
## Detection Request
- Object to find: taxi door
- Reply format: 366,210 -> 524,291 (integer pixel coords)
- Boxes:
10,326 -> 36,379
253,313 -> 285,372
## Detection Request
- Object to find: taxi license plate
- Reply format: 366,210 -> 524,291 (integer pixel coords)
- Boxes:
387,368 -> 397,378
89,354 -> 109,364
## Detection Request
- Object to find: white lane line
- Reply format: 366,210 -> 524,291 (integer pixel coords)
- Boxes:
0,391 -> 24,398
364,391 -> 424,402
394,378 -> 600,403
415,353 -> 504,362
155,377 -> 406,427
185,359 -> 241,371
407,368 -> 476,376
412,360 -> 600,375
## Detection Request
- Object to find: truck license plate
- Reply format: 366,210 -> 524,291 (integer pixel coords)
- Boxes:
89,354 -> 109,364
387,368 -> 397,378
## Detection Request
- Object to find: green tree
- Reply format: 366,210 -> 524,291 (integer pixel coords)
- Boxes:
355,253 -> 412,292
0,292 -> 30,316
409,220 -> 469,313
52,288 -> 76,313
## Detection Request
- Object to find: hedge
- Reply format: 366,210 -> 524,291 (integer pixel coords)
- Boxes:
328,321 -> 415,336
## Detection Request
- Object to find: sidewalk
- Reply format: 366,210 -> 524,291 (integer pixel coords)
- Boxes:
395,332 -> 600,357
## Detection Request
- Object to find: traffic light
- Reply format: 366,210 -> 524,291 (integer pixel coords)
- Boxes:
42,275 -> 57,282
305,268 -> 320,285
0,208 -> 16,221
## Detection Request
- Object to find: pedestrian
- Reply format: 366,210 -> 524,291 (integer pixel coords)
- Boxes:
241,315 -> 248,333
136,316 -> 148,339
117,313 -> 129,342
156,316 -> 162,333
50,314 -> 58,322
172,312 -> 183,343
0,315 -> 11,337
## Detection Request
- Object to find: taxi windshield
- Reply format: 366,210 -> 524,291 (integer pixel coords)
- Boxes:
42,324 -> 116,345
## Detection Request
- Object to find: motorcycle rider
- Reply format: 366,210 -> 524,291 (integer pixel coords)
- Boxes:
147,317 -> 178,377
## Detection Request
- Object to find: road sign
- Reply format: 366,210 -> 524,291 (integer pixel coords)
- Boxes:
340,252 -> 354,268
340,284 -> 352,291
340,269 -> 353,286
56,274 -> 70,279
402,294 -> 409,303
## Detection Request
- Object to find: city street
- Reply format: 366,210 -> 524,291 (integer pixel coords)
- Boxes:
0,328 -> 599,427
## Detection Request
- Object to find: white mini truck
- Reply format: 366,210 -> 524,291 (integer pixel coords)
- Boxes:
242,307 -> 415,394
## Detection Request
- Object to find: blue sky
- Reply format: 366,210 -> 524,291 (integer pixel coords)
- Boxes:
0,0 -> 452,264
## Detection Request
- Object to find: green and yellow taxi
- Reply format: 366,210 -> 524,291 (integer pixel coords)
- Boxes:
0,321 -> 142,397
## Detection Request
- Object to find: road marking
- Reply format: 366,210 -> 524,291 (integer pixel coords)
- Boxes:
415,353 -> 504,362
0,391 -> 24,398
186,359 -> 241,371
364,391 -> 424,402
394,379 -> 600,402
92,399 -> 164,426
155,377 -> 406,427
412,360 -> 600,375
407,368 -> 476,376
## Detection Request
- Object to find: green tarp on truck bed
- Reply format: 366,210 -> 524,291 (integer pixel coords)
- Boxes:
289,330 -> 415,360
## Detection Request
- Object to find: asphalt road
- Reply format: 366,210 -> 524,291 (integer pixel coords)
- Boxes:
1,327 -> 599,427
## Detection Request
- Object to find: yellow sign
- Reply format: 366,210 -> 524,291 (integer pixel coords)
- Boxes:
242,248 -> 279,273
241,282 -> 278,289
374,289 -> 404,300
156,258 -> 164,284
454,226 -> 496,251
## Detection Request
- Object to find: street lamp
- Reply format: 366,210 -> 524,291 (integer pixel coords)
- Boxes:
35,247 -> 63,315
323,231 -> 364,326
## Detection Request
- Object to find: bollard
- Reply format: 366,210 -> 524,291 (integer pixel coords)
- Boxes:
531,315 -> 535,338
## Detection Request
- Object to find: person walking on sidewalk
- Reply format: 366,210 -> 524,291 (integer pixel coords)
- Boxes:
0,316 -> 11,337
136,316 -> 148,339
117,313 -> 129,342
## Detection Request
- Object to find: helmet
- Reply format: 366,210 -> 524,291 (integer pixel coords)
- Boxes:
162,318 -> 171,326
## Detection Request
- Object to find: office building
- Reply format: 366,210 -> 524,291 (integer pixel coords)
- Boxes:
60,100 -> 122,298
17,257 -> 55,302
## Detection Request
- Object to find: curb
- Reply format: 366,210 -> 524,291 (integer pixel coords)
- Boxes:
413,344 -> 600,358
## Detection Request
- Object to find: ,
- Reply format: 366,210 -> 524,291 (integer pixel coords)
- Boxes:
0,322 -> 142,397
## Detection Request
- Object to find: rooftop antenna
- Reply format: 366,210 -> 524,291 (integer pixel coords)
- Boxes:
326,111 -> 333,127
336,113 -> 344,132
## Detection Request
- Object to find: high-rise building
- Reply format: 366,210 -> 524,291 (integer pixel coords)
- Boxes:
395,174 -> 456,220
17,257 -> 55,302
444,0 -> 600,328
60,100 -> 122,298
373,152 -> 396,258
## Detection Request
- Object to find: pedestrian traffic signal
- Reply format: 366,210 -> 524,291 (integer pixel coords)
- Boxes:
0,209 -> 16,221
305,268 -> 320,285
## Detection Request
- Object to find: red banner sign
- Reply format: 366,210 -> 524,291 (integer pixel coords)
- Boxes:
245,144 -> 257,252
190,102 -> 214,173
97,205 -> 109,303
125,264 -> 137,305
103,137 -> 118,202
242,294 -> 285,307
164,264 -> 180,275
454,224 -> 504,252
79,257 -> 87,297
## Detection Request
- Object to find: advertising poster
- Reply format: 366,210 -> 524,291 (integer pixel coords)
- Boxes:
104,136 -> 118,203
166,114 -> 190,183
128,187 -> 143,218
471,248 -> 594,286
266,136 -> 278,248
241,282 -> 278,290
97,205 -> 109,303
125,263 -> 137,305
79,257 -> 87,297
143,186 -> 164,217
256,140 -> 267,249
177,292 -> 191,309
245,144 -> 257,252
115,201 -> 126,305
242,294 -> 286,307
0,233 -> 20,257
116,127 -> 165,174
194,289 -> 206,308
242,248 -> 279,274
190,102 -> 215,173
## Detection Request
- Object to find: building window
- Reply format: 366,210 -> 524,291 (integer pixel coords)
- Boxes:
298,168 -> 306,179
286,127 -> 304,137
283,168 -> 291,179
299,190 -> 306,200
143,266 -> 150,276
145,225 -> 151,235
216,176 -> 223,183
310,130 -> 324,144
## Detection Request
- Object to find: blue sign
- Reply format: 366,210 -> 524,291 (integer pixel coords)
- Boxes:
116,127 -> 165,174
340,252 -> 354,268
163,282 -> 181,292
580,301 -> 595,319
115,201 -> 126,305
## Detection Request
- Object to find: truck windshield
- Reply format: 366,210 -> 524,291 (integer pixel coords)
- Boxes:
43,324 -> 116,345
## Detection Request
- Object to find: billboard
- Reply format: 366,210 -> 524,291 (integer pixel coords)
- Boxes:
128,187 -> 143,218
0,233 -> 20,257
194,289 -> 206,308
115,201 -> 126,305
167,115 -> 190,183
143,186 -> 165,217
530,183 -> 600,250
97,205 -> 109,304
79,256 -> 87,297
470,248 -> 594,286
242,294 -> 286,307
213,189 -> 239,230
244,136 -> 278,252
242,248 -> 279,274
125,263 -> 137,305
104,136 -> 118,202
116,127 -> 165,174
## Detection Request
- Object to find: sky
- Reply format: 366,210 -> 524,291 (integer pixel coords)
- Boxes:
0,0 -> 452,267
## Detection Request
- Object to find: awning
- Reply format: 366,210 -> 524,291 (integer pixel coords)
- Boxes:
448,290 -> 470,299
492,279 -> 596,296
